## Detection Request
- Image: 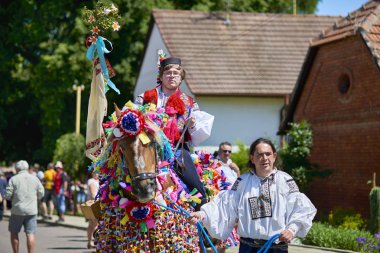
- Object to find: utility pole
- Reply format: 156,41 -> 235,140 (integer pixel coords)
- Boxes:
72,84 -> 85,135
293,0 -> 297,16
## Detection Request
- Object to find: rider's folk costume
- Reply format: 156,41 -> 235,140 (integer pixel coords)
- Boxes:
134,57 -> 214,201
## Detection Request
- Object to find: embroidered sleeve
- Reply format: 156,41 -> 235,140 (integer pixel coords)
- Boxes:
286,179 -> 299,193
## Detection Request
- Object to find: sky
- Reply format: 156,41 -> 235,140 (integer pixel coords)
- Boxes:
316,0 -> 369,16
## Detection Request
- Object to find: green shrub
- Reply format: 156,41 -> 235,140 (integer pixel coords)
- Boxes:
53,132 -> 86,179
327,208 -> 367,230
230,141 -> 249,174
302,222 -> 377,252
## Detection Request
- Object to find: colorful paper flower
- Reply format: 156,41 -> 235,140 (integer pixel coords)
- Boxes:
117,109 -> 145,137
112,21 -> 120,31
91,26 -> 100,35
88,35 -> 97,44
88,15 -> 95,23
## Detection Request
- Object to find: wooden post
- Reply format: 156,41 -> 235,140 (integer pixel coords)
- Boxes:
374,172 -> 377,188
72,85 -> 85,135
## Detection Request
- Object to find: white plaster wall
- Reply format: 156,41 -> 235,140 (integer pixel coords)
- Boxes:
134,24 -> 283,153
134,24 -> 193,98
194,96 -> 283,152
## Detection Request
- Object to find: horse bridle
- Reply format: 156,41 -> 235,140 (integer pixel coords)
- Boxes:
129,140 -> 159,183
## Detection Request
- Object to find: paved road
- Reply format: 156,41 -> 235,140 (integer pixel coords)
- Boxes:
0,217 -> 93,253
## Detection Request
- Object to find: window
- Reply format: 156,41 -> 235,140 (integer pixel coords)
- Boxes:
338,74 -> 350,94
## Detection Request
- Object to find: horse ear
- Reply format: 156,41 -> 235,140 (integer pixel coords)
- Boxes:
114,102 -> 121,118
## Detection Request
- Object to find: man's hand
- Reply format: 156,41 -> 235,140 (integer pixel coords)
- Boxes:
229,162 -> 240,176
186,117 -> 196,128
189,211 -> 205,225
279,229 -> 294,243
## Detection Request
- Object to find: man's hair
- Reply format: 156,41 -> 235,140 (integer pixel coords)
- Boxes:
159,64 -> 186,80
218,141 -> 232,151
15,160 -> 29,171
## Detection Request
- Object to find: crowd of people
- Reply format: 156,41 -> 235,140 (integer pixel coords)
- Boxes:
0,160 -> 98,253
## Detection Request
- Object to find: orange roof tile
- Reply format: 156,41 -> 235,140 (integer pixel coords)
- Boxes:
152,10 -> 338,96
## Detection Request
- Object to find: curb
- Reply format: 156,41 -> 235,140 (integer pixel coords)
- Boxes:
290,244 -> 358,253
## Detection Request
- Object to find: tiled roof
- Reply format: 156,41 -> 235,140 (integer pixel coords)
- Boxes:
311,0 -> 380,68
152,10 -> 338,96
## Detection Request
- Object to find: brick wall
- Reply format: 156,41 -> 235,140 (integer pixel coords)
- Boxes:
294,34 -> 380,218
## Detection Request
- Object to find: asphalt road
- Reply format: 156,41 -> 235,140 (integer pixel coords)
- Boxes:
0,217 -> 94,253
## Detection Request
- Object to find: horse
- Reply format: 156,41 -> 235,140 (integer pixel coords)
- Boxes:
91,103 -> 235,252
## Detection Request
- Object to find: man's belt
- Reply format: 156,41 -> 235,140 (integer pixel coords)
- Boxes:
240,237 -> 288,250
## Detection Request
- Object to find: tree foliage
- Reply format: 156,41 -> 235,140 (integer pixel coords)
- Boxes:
278,120 -> 332,191
53,133 -> 86,179
0,0 -> 320,165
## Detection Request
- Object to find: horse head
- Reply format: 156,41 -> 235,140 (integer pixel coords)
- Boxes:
114,108 -> 161,203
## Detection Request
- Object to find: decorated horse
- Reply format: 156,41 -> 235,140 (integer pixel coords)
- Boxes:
89,102 -> 237,252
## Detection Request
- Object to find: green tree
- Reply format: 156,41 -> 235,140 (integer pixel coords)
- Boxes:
0,0 -> 320,165
53,133 -> 86,179
278,120 -> 331,191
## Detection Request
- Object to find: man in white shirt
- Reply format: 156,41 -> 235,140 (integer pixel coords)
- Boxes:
5,160 -> 44,253
190,138 -> 317,253
216,141 -> 240,185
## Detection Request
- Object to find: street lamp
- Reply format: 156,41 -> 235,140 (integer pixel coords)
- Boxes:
72,84 -> 85,135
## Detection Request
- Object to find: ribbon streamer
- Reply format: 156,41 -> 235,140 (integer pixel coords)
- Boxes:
86,36 -> 120,94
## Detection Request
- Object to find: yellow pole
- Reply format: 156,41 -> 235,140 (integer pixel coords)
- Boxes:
72,84 -> 85,135
293,0 -> 297,16
374,172 -> 377,188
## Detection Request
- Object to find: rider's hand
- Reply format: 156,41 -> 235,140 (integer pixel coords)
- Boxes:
186,117 -> 196,128
189,211 -> 206,225
279,229 -> 294,243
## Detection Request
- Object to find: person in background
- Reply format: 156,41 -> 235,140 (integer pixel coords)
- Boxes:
5,160 -> 44,253
75,175 -> 87,215
41,163 -> 56,220
86,171 -> 99,249
190,138 -> 317,253
217,141 -> 240,185
53,161 -> 68,223
0,170 -> 7,221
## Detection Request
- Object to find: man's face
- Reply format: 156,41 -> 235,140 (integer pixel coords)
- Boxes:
250,143 -> 277,177
161,66 -> 182,92
218,144 -> 232,163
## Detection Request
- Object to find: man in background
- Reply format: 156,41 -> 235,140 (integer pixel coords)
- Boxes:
53,161 -> 68,222
0,170 -> 7,221
217,141 -> 240,185
5,160 -> 44,253
41,163 -> 56,220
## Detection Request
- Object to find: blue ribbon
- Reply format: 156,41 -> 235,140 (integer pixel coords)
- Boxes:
86,36 -> 120,94
257,234 -> 281,253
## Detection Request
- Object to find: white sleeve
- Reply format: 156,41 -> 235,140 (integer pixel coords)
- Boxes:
134,94 -> 144,105
189,110 -> 214,146
286,192 -> 317,238
200,190 -> 239,240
